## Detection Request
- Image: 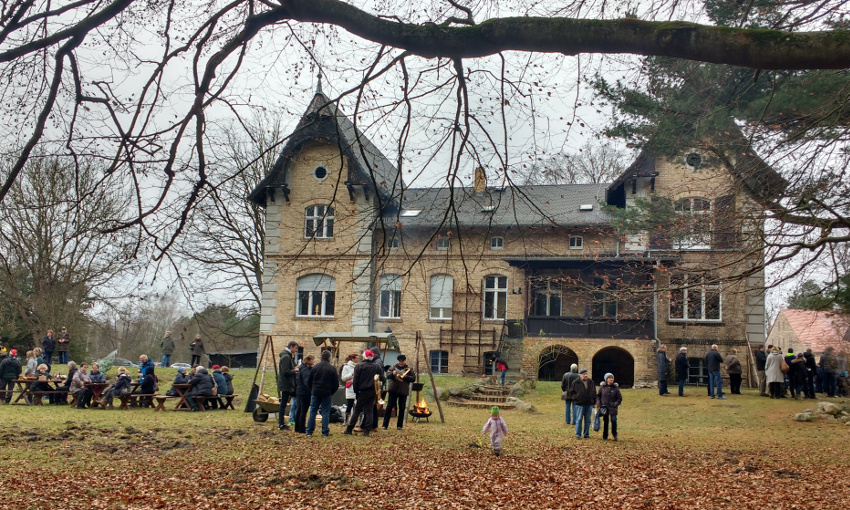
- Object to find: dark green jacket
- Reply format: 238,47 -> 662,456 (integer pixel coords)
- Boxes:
160,336 -> 175,355
277,349 -> 297,393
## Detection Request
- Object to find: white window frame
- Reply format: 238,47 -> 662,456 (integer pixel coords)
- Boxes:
490,237 -> 504,250
590,277 -> 617,318
378,274 -> 402,319
483,275 -> 508,320
569,236 -> 583,250
304,204 -> 334,239
436,237 -> 450,251
531,280 -> 561,317
669,275 -> 722,322
296,274 -> 336,317
674,197 -> 711,250
430,274 -> 453,319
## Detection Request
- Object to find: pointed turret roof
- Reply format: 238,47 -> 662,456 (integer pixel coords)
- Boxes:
248,90 -> 402,206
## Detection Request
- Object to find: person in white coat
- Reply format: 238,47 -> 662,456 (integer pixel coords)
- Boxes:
765,347 -> 786,399
340,353 -> 359,425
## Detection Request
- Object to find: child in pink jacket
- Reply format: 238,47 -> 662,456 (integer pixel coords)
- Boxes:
482,406 -> 508,456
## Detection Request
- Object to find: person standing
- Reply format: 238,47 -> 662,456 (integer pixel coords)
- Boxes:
482,406 -> 508,456
160,331 -> 175,368
56,327 -> 72,365
495,357 -> 509,387
293,355 -> 314,433
561,364 -> 580,424
340,353 -> 358,426
370,347 -> 384,430
675,347 -> 690,397
307,350 -> 339,437
0,349 -> 22,404
657,345 -> 671,396
343,350 -> 385,437
754,344 -> 768,397
41,330 -> 56,366
189,334 -> 205,367
383,355 -> 415,430
725,349 -> 743,395
765,347 -> 785,398
705,344 -> 726,399
596,373 -> 622,441
791,353 -> 808,399
277,341 -> 299,431
804,349 -> 817,399
819,346 -> 840,398
569,368 -> 596,439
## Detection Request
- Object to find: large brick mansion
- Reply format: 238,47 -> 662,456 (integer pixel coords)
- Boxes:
248,88 -> 767,387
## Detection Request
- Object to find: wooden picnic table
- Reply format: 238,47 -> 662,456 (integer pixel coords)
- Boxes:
11,378 -> 65,405
83,382 -> 111,408
171,384 -> 193,411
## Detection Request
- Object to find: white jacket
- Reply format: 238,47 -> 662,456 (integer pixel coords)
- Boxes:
341,360 -> 356,400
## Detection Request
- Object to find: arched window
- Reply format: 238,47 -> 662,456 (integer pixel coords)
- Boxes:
430,275 -> 453,319
297,274 -> 336,317
483,275 -> 507,320
304,204 -> 334,238
379,274 -> 402,319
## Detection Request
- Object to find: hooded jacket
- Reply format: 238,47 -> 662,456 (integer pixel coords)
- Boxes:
657,350 -> 670,379
597,381 -> 623,416
341,360 -> 357,399
188,368 -> 213,396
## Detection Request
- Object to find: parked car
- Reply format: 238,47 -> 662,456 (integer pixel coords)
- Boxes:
170,362 -> 192,370
113,358 -> 139,368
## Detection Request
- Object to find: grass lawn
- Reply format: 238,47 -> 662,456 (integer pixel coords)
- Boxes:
1,367 -> 847,509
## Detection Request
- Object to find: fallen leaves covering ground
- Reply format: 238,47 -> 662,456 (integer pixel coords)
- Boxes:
1,386 -> 848,509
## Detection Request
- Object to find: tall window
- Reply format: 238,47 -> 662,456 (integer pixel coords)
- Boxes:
674,197 -> 711,249
483,275 -> 508,320
532,280 -> 562,317
304,205 -> 334,238
296,274 -> 336,317
430,275 -> 453,319
669,275 -> 721,322
430,350 -> 449,374
379,274 -> 402,319
590,277 -> 617,318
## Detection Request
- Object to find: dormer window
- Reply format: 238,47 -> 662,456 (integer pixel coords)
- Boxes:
490,237 -> 504,250
569,236 -> 583,249
400,209 -> 422,217
305,205 -> 334,238
436,238 -> 450,251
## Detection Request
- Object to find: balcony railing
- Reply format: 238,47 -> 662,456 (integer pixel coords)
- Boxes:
512,317 -> 653,339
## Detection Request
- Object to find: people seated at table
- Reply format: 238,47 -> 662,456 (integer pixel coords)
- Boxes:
89,363 -> 106,384
210,365 -> 227,409
221,366 -> 234,395
133,367 -> 157,408
185,366 -> 214,412
24,350 -> 37,377
53,361 -> 78,405
0,349 -> 22,404
29,364 -> 53,404
166,367 -> 190,396
100,367 -> 132,408
70,363 -> 91,409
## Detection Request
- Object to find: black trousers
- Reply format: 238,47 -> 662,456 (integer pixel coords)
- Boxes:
769,381 -> 783,398
729,374 -> 742,394
382,391 -> 407,429
190,355 -> 201,366
602,413 -> 618,439
1,379 -> 14,403
346,393 -> 377,432
294,395 -> 310,433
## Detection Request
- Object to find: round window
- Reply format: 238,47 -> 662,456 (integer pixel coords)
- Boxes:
685,153 -> 702,168
314,166 -> 328,179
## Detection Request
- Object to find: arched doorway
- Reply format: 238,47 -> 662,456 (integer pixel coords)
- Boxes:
591,347 -> 635,388
538,345 -> 579,381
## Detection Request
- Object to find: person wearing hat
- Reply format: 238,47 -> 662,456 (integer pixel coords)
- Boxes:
383,354 -> 416,430
343,349 -> 385,437
0,348 -> 22,404
166,366 -> 190,396
560,364 -> 580,425
56,327 -> 72,365
482,406 -> 508,456
596,373 -> 622,441
675,347 -> 690,397
568,368 -> 597,439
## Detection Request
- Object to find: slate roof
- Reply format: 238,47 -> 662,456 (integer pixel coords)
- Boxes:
773,308 -> 850,353
387,183 -> 611,228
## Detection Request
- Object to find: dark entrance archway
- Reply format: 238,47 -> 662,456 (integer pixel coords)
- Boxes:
538,345 -> 579,381
591,347 -> 635,388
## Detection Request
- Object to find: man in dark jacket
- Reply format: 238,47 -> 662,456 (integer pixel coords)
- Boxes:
56,327 -> 72,365
0,349 -> 22,404
705,344 -> 726,399
754,344 -> 767,397
307,350 -> 339,436
185,367 -> 213,411
160,331 -> 175,369
657,345 -> 671,396
568,368 -> 596,439
344,350 -> 385,437
675,347 -> 690,397
277,341 -> 299,430
561,364 -> 580,425
804,349 -> 817,399
42,330 -> 56,366
382,355 -> 416,430
294,356 -> 314,433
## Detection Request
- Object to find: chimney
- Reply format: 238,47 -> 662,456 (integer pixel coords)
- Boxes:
474,167 -> 486,193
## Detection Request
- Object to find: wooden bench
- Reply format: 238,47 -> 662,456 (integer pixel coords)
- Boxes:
30,390 -> 68,406
117,393 -> 156,410
221,394 -> 238,410
152,395 -> 176,412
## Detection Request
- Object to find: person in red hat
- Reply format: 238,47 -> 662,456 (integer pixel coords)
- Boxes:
343,350 -> 385,436
0,348 -> 22,403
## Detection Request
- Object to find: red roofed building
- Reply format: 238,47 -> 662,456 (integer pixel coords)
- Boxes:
767,308 -> 850,358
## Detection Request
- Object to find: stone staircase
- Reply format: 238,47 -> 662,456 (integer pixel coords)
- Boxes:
446,385 -> 514,409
